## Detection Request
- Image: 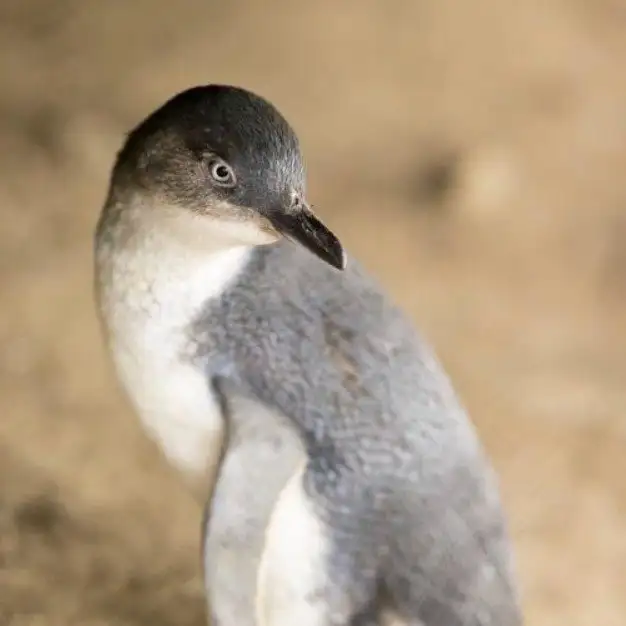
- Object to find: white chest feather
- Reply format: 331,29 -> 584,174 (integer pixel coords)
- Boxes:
98,233 -> 251,489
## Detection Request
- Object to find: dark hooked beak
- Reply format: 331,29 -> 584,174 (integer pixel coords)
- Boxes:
267,204 -> 347,271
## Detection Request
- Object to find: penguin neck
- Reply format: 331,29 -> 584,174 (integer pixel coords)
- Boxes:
95,196 -> 254,339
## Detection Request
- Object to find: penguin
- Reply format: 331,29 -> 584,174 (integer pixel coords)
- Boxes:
94,84 -> 522,626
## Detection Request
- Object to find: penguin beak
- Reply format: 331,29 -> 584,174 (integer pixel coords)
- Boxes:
267,204 -> 347,271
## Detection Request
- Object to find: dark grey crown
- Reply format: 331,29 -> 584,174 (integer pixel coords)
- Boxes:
110,84 -> 305,211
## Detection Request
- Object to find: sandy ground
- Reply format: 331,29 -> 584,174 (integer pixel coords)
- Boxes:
1,1 -> 626,624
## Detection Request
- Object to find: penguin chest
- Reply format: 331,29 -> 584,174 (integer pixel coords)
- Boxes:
111,323 -> 225,490
98,243 -> 251,492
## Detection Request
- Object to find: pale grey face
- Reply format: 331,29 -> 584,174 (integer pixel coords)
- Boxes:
112,85 -> 346,270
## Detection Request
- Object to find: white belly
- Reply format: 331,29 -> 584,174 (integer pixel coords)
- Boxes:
113,342 -> 224,490
97,239 -> 252,495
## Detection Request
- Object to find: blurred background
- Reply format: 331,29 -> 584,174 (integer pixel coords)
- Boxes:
1,0 -> 626,624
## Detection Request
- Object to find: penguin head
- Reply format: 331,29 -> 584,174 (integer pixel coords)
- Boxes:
110,84 -> 346,270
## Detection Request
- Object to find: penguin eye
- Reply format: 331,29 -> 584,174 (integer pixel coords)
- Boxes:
207,158 -> 237,187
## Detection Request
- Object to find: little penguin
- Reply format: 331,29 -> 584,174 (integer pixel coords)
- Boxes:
94,84 -> 522,626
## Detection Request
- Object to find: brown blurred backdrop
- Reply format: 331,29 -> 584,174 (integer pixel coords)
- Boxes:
1,1 -> 626,624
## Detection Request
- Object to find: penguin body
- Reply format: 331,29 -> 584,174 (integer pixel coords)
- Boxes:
95,85 -> 522,626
